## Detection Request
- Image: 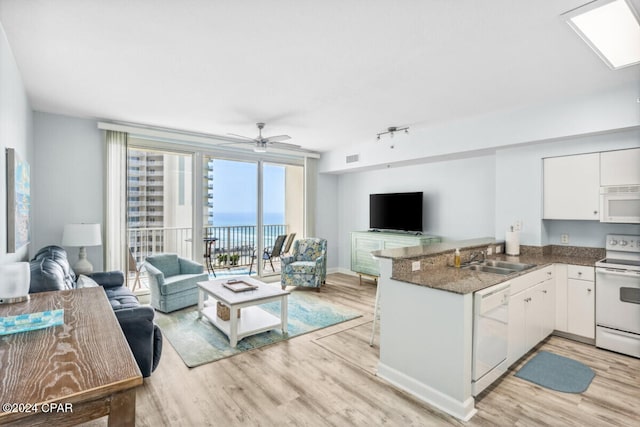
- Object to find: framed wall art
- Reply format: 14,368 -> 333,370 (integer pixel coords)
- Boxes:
6,148 -> 30,252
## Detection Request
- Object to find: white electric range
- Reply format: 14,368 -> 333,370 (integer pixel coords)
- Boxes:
595,234 -> 640,358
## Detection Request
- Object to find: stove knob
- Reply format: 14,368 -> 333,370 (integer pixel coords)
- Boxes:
609,239 -> 618,246
620,240 -> 628,246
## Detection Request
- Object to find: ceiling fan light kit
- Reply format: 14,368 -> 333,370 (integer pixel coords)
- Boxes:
227,122 -> 300,153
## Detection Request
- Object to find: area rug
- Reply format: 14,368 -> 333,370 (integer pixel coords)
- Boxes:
155,289 -> 362,368
515,350 -> 595,393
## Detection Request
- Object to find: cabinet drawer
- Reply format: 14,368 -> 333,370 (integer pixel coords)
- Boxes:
510,265 -> 553,295
568,265 -> 594,281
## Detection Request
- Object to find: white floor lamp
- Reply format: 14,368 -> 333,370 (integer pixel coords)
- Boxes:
62,223 -> 102,275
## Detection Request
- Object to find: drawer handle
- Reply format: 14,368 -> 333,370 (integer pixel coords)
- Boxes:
587,288 -> 592,293
542,290 -> 547,294
578,272 -> 582,275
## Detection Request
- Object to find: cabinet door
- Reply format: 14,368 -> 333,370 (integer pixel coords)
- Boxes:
543,153 -> 600,220
567,279 -> 595,339
540,278 -> 556,338
525,283 -> 544,352
601,148 -> 640,186
351,235 -> 383,276
507,290 -> 527,367
555,264 -> 568,332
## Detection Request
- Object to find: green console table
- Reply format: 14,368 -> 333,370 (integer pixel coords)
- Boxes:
351,231 -> 441,282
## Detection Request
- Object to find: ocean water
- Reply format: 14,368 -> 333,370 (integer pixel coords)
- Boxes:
209,211 -> 284,226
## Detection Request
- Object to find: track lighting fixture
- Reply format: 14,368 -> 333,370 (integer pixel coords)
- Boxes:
376,126 -> 409,148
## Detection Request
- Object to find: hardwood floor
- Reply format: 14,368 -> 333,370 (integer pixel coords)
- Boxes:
84,273 -> 639,426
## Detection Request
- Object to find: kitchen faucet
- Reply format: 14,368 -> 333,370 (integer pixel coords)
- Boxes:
468,250 -> 486,264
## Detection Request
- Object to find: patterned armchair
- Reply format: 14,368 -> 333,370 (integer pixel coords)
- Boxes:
280,238 -> 327,290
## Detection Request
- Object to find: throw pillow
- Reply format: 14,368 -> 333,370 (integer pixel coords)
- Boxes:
76,274 -> 99,288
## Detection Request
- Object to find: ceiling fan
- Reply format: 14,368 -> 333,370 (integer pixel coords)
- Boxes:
227,122 -> 300,152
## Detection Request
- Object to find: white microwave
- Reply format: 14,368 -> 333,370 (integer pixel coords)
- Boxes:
600,186 -> 640,224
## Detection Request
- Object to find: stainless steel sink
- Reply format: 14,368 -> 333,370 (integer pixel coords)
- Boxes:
462,260 -> 535,275
481,260 -> 535,271
463,264 -> 515,275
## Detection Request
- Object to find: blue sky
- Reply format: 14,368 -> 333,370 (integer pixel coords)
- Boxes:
209,159 -> 284,224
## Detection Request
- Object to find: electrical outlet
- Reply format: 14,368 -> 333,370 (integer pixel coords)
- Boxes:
496,245 -> 502,254
514,220 -> 523,232
561,234 -> 570,244
412,261 -> 420,271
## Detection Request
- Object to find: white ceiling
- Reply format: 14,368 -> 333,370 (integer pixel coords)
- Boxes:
1,0 -> 638,153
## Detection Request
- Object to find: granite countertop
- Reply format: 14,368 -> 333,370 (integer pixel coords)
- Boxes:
372,237 -> 496,260
391,252 -> 603,295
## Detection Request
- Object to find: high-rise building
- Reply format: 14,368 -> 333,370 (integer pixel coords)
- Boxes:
127,149 -> 165,257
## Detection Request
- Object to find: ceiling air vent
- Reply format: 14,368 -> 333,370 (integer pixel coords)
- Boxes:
346,154 -> 359,164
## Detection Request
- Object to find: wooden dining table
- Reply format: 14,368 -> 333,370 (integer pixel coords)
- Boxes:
0,287 -> 142,426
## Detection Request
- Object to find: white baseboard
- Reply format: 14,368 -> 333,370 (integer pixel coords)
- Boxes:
377,362 -> 477,421
328,267 -> 358,276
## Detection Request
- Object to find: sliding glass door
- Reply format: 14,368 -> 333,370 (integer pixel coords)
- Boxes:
124,135 -> 307,289
203,157 -> 258,276
126,146 -> 193,288
261,162 -> 304,276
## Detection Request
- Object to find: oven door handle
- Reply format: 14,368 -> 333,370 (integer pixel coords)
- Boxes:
596,268 -> 640,278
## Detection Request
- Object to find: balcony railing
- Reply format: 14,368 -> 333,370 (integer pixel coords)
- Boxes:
128,224 -> 288,270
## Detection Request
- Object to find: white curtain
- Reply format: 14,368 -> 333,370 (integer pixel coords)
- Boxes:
105,130 -> 128,271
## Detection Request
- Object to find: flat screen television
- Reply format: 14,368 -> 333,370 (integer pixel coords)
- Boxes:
369,192 -> 423,232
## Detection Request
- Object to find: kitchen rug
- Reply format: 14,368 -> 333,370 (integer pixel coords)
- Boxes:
515,350 -> 595,393
155,287 -> 362,368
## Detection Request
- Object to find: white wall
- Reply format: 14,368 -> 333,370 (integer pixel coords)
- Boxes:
33,112 -> 103,271
325,128 -> 640,272
330,155 -> 496,270
316,172 -> 339,270
320,82 -> 639,174
0,23 -> 33,266
495,129 -> 640,247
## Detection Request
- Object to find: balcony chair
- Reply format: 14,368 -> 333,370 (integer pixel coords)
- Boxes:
263,234 -> 287,272
280,238 -> 327,291
128,248 -> 144,291
203,237 -> 217,277
282,232 -> 296,256
144,253 -> 209,313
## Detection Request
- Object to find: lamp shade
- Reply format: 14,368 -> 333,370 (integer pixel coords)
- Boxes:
62,223 -> 102,247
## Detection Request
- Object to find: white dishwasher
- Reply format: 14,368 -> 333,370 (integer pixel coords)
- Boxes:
472,281 -> 510,396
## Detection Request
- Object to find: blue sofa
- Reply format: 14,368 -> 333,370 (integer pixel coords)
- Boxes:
29,246 -> 162,377
144,253 -> 209,313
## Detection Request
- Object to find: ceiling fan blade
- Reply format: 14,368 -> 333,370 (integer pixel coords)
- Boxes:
227,133 -> 256,141
269,141 -> 302,150
264,135 -> 291,143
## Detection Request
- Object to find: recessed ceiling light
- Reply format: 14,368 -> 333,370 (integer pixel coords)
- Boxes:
563,0 -> 640,69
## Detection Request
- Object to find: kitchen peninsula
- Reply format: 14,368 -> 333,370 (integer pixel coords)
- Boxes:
371,237 -> 602,421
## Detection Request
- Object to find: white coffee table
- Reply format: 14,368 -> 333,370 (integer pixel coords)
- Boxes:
197,276 -> 290,347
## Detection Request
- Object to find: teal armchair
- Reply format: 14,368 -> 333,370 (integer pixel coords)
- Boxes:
280,238 -> 327,291
145,254 -> 209,313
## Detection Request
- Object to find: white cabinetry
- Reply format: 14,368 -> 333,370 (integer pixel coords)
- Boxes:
543,153 -> 600,220
507,266 -> 555,366
566,265 -> 595,339
554,264 -> 568,332
601,148 -> 640,186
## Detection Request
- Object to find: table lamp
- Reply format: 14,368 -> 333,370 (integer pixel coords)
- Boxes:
62,223 -> 102,275
0,262 -> 30,304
